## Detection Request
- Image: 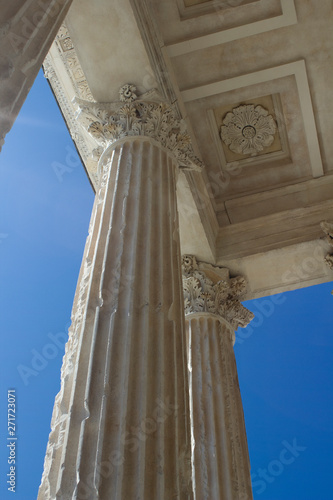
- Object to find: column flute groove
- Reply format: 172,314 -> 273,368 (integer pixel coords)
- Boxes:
38,86 -> 202,500
182,255 -> 255,500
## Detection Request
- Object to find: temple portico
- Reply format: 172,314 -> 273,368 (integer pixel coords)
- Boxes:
1,0 -> 333,498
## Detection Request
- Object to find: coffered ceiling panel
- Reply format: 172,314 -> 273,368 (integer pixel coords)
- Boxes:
183,61 -> 323,213
178,0 -> 258,21
152,0 -> 290,46
151,0 -> 332,258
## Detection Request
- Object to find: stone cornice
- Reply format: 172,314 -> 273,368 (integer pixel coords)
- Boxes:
43,22 -> 100,189
53,23 -> 95,102
76,85 -> 203,171
182,255 -> 254,330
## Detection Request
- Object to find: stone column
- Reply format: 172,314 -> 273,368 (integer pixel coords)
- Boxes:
0,0 -> 73,150
182,255 -> 254,500
38,86 -> 202,500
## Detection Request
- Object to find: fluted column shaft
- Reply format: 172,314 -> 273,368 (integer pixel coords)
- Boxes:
181,255 -> 254,500
186,313 -> 252,500
0,0 -> 73,150
38,138 -> 192,500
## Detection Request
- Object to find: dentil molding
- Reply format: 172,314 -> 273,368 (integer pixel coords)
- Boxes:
182,254 -> 254,329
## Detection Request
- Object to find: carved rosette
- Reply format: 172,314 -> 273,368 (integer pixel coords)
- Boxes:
320,220 -> 333,269
76,85 -> 203,171
182,255 -> 254,330
221,104 -> 277,156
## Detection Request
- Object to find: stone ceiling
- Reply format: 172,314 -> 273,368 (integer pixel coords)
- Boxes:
44,0 -> 333,298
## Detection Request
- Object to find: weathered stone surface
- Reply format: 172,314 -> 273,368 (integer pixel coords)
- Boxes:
76,84 -> 203,171
0,0 -> 73,150
186,315 -> 253,500
38,138 -> 193,499
41,0 -> 333,295
182,254 -> 254,330
182,257 -> 253,499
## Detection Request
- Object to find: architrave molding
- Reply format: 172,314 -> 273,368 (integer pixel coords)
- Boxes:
216,199 -> 333,260
43,22 -> 100,189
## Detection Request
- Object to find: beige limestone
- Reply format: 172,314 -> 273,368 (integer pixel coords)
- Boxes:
38,85 -> 204,498
187,315 -> 253,500
0,1 -> 331,498
182,255 -> 254,499
217,238 -> 333,300
65,0 -> 158,103
42,0 -> 333,289
0,0 -> 73,150
38,138 -> 193,499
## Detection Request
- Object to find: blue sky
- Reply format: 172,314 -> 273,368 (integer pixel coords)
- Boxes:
0,70 -> 332,500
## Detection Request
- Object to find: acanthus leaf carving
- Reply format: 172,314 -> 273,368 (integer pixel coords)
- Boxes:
76,87 -> 203,172
182,255 -> 254,330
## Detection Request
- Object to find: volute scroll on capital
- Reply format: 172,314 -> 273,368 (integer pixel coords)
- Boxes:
182,255 -> 254,330
76,84 -> 203,172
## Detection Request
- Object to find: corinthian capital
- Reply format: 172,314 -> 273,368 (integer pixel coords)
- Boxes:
76,84 -> 202,171
182,255 -> 254,330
